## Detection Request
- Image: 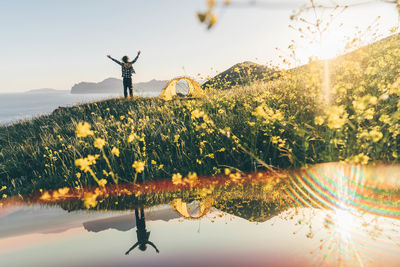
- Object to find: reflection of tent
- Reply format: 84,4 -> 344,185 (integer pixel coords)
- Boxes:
160,77 -> 204,101
170,196 -> 214,219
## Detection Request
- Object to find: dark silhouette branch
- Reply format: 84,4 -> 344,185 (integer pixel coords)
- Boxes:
198,0 -> 399,29
214,0 -> 396,10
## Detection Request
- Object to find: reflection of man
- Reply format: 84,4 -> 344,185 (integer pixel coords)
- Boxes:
125,208 -> 159,255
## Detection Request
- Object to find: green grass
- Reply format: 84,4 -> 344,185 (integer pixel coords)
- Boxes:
0,90 -> 312,196
1,34 -> 400,197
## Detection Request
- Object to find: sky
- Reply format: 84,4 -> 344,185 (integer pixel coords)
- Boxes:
0,0 -> 398,93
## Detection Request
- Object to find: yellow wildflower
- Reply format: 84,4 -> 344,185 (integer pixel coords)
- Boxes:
229,172 -> 242,182
369,96 -> 378,105
187,172 -> 197,180
327,105 -> 348,129
352,153 -> 370,165
369,128 -> 383,142
75,155 -> 99,172
379,114 -> 390,124
40,191 -> 51,201
208,14 -> 217,28
174,134 -> 180,143
364,108 -> 375,120
191,109 -> 205,119
94,138 -> 106,149
128,133 -> 138,143
76,122 -> 94,138
111,147 -> 120,157
58,188 -> 70,196
184,172 -> 199,187
315,116 -> 324,125
253,105 -> 284,123
98,179 -> 108,187
206,153 -> 215,159
132,161 -> 145,173
83,192 -> 98,209
172,173 -> 183,185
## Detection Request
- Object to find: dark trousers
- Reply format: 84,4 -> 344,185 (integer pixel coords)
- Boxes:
123,78 -> 133,98
135,208 -> 146,232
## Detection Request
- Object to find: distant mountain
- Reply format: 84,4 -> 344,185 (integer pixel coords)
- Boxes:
202,61 -> 278,90
135,79 -> 169,92
83,207 -> 181,233
26,88 -> 67,94
214,199 -> 285,222
70,78 -> 120,94
71,78 -> 168,94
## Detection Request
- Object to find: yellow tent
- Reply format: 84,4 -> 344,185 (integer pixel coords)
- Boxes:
160,77 -> 204,101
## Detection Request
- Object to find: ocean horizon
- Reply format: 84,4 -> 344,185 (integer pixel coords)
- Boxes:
0,91 -> 159,125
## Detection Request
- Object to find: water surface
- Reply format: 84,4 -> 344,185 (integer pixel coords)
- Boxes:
0,91 -> 159,125
1,163 -> 399,266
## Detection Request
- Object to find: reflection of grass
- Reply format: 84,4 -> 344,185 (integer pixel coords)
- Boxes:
1,35 -> 400,198
28,172 -> 288,222
1,163 -> 398,222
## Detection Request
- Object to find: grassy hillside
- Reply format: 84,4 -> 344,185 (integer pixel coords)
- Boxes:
202,61 -> 278,90
1,34 -> 400,197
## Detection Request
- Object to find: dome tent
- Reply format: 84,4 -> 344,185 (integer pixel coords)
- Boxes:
160,77 -> 204,101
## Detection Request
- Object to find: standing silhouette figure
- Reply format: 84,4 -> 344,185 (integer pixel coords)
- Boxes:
107,51 -> 141,98
125,208 -> 159,255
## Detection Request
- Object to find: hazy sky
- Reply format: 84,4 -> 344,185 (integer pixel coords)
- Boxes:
0,0 -> 398,92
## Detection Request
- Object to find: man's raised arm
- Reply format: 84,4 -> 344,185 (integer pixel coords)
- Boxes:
130,51 -> 141,64
147,241 -> 159,253
107,55 -> 122,66
125,242 -> 139,255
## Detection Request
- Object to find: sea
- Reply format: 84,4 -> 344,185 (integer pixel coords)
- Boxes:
0,90 -> 159,125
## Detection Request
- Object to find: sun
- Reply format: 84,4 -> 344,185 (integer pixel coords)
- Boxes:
304,31 -> 346,60
325,209 -> 365,265
333,209 -> 358,239
294,19 -> 366,62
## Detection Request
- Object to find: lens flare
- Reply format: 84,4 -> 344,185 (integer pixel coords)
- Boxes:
286,163 -> 400,219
